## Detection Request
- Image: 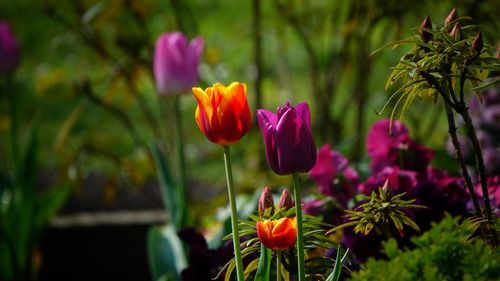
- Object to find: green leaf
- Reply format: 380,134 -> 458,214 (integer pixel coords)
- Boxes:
254,244 -> 271,281
35,184 -> 71,230
326,246 -> 349,281
468,77 -> 500,92
147,225 -> 187,281
150,141 -> 186,229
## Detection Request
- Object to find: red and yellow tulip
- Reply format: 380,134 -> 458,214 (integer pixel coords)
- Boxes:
256,217 -> 297,251
192,82 -> 252,145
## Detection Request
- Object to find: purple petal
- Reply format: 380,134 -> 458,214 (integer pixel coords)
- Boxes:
367,119 -> 409,159
294,102 -> 312,131
275,107 -> 316,174
257,109 -> 280,174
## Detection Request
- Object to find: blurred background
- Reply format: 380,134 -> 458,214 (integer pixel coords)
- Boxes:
0,0 -> 499,280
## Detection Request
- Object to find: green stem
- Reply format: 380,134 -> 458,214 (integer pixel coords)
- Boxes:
457,66 -> 497,247
277,251 -> 282,281
460,105 -> 498,247
4,75 -> 19,172
223,145 -> 245,281
174,95 -> 189,226
0,226 -> 20,279
292,173 -> 305,281
443,102 -> 482,216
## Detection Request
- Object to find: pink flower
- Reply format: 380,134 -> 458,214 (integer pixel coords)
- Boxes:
154,32 -> 204,95
0,21 -> 20,74
367,119 -> 410,160
367,119 -> 434,175
309,144 -> 359,207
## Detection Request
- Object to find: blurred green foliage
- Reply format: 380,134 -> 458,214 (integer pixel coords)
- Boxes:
0,0 -> 499,227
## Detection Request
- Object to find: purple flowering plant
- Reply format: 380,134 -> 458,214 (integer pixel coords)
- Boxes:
304,119 -> 475,262
373,7 -> 499,247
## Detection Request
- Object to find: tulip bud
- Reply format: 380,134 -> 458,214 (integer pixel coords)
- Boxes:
0,21 -> 21,74
445,7 -> 458,28
278,189 -> 294,210
472,32 -> 483,54
258,186 -> 274,217
449,23 -> 462,41
419,16 -> 433,43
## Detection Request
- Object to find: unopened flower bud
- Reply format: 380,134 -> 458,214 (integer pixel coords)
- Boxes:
258,186 -> 274,217
449,23 -> 462,41
382,179 -> 391,193
419,16 -> 433,43
472,32 -> 483,54
278,189 -> 294,210
445,7 -> 458,28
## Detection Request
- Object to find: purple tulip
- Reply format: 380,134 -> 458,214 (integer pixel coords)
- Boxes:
153,32 -> 204,95
0,21 -> 20,74
257,101 -> 317,175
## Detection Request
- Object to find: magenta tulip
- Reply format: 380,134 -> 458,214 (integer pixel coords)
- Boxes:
257,102 -> 317,175
0,21 -> 20,74
153,32 -> 204,95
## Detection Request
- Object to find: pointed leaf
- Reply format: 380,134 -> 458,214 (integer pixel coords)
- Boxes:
147,225 -> 187,281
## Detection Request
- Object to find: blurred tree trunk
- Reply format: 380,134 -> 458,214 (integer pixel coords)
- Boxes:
252,0 -> 263,113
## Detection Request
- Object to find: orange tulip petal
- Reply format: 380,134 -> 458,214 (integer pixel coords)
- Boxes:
193,82 -> 252,145
257,217 -> 297,251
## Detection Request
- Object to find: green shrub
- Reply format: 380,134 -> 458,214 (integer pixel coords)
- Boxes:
349,216 -> 500,281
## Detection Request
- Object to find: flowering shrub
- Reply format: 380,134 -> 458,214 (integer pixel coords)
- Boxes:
307,119 -> 471,262
349,216 -> 500,281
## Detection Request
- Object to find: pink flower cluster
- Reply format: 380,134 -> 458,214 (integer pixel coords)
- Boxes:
306,119 -> 474,262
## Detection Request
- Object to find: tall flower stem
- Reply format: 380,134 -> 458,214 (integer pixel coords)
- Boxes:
457,68 -> 497,247
174,95 -> 189,226
222,145 -> 244,281
277,251 -> 282,281
292,173 -> 306,281
460,107 -> 498,247
443,103 -> 482,216
443,101 -> 489,242
4,76 -> 18,171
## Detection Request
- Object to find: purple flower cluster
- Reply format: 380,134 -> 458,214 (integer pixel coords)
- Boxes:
309,144 -> 359,208
448,87 -> 500,176
306,119 -> 472,262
